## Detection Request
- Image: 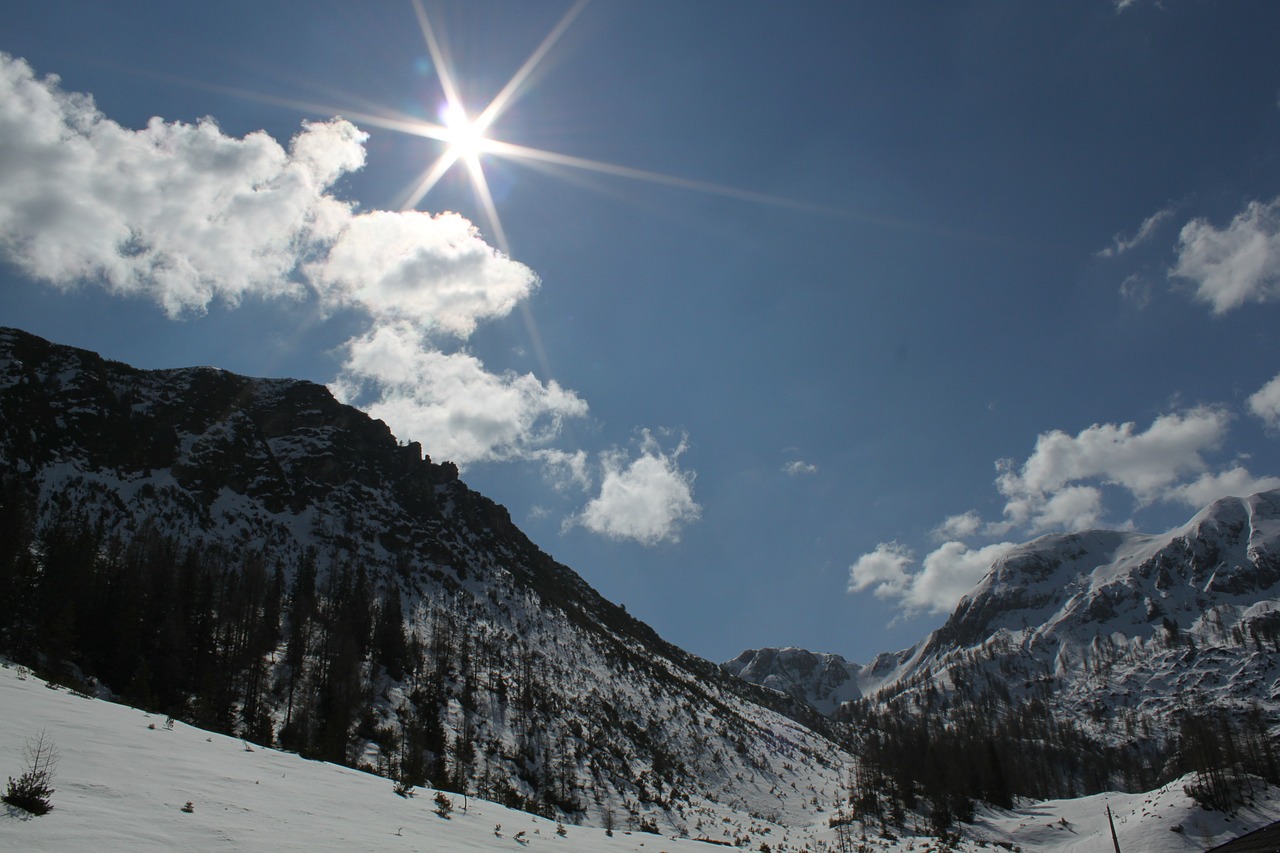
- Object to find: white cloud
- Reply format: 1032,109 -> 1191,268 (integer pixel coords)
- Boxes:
1248,372 -> 1280,431
332,322 -> 587,467
1170,197 -> 1280,314
909,541 -> 1017,615
566,431 -> 700,545
995,407 -> 1230,530
1097,206 -> 1174,258
533,448 -> 593,492
313,210 -> 538,337
848,540 -> 1015,616
856,402 -> 1280,619
0,54 -> 362,315
1163,466 -> 1280,508
847,542 -> 912,597
933,510 -> 982,540
783,460 -> 818,476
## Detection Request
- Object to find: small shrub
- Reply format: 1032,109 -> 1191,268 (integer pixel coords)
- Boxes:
3,731 -> 59,816
181,801 -> 194,813
433,791 -> 453,818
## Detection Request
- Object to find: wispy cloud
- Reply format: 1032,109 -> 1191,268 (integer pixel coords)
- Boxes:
1170,197 -> 1280,314
1097,206 -> 1175,258
783,460 -> 818,476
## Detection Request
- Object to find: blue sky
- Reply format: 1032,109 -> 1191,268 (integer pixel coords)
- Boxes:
3,1 -> 1280,665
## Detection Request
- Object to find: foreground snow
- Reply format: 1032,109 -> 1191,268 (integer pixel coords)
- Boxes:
0,663 -> 734,852
2,661 -> 1277,852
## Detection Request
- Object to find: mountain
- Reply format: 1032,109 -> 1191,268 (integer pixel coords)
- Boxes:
732,491 -> 1280,734
863,491 -> 1280,734
722,647 -> 862,716
0,326 -> 846,842
725,490 -> 1280,817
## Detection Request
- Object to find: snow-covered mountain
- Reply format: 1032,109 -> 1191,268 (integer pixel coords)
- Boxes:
0,327 -> 846,838
722,647 -> 863,716
731,492 -> 1280,740
861,491 -> 1280,735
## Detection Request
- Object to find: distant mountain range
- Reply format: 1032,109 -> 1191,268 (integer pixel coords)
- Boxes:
2,325 -> 1277,843
730,491 -> 1280,743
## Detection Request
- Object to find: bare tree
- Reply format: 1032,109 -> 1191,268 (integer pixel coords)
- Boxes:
4,730 -> 59,816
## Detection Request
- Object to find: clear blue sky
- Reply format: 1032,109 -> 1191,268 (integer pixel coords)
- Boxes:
3,1 -> 1280,664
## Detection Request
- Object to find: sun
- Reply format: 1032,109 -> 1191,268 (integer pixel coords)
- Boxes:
440,102 -> 487,161
276,0 -> 832,259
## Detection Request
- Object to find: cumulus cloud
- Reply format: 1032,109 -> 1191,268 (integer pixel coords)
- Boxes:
848,540 -> 1016,617
0,53 -> 360,314
1163,467 -> 1280,508
313,210 -> 538,337
1249,372 -> 1280,431
783,460 -> 818,476
847,542 -> 912,597
1170,197 -> 1280,314
332,322 -> 588,466
1097,206 -> 1174,258
566,431 -> 700,545
852,403 -> 1280,617
994,407 -> 1230,531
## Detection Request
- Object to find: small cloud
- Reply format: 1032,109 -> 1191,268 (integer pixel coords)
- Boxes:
1119,274 -> 1153,308
933,511 -> 982,541
848,540 -> 1016,617
783,460 -> 818,476
534,448 -> 592,492
565,430 -> 700,545
1248,372 -> 1280,431
1097,206 -> 1175,258
1170,197 -> 1280,314
847,542 -> 912,597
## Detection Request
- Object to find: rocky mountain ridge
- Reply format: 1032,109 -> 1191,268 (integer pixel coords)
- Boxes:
722,647 -> 862,716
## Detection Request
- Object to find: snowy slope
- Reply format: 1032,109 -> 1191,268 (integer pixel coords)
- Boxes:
6,662 -> 1278,852
0,662 -> 745,852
